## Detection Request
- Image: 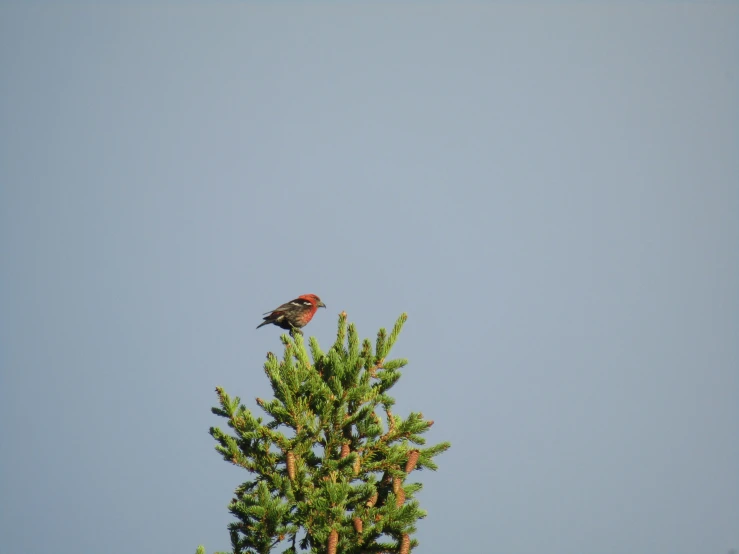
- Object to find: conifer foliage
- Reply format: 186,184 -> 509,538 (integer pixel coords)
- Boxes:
209,312 -> 450,554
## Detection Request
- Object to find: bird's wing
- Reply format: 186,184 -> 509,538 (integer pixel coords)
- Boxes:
263,297 -> 312,315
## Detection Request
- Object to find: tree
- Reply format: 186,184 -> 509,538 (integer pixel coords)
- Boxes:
209,311 -> 450,554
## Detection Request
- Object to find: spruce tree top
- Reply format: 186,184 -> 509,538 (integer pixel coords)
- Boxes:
210,312 -> 450,554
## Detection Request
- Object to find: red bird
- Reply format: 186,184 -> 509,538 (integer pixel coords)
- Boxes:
257,294 -> 326,333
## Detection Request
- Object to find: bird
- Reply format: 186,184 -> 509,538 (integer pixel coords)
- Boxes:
257,294 -> 326,334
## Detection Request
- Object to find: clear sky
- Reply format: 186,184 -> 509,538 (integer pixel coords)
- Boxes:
1,4 -> 737,554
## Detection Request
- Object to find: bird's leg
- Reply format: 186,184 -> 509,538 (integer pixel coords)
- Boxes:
289,327 -> 303,338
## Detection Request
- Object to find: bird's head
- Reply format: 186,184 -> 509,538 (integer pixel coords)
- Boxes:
300,294 -> 326,309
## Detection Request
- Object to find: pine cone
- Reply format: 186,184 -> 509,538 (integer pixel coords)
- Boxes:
327,529 -> 338,554
393,476 -> 402,494
395,487 -> 406,507
340,443 -> 350,458
353,517 -> 363,534
399,534 -> 410,554
286,451 -> 296,481
366,492 -> 378,508
353,456 -> 361,475
405,450 -> 420,473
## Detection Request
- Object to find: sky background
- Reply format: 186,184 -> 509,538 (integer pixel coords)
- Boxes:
1,3 -> 737,554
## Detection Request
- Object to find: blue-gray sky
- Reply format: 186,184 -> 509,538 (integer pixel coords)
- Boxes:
1,4 -> 737,554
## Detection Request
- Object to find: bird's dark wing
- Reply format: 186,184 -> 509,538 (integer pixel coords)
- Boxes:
263,297 -> 313,315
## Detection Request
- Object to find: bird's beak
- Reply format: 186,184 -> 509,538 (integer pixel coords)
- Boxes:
318,301 -> 326,308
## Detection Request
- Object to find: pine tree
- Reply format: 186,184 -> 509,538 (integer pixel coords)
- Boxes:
209,311 -> 450,554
